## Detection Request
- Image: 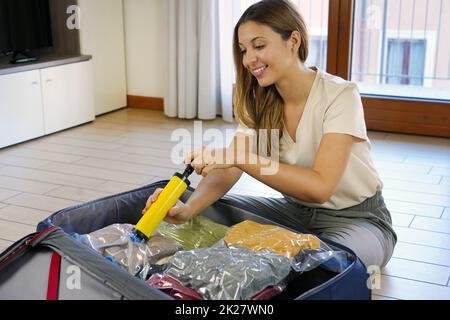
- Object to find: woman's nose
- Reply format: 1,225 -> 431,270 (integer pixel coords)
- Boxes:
243,50 -> 257,67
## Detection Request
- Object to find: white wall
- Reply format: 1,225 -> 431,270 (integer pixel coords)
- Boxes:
78,0 -> 128,115
123,0 -> 167,98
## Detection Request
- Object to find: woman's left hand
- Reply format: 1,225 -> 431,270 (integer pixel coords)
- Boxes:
185,146 -> 235,177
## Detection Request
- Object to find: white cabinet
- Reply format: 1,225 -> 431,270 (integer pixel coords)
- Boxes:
0,70 -> 45,148
41,61 -> 95,134
0,59 -> 95,148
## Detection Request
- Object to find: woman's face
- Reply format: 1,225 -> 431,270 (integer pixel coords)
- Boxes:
238,21 -> 298,87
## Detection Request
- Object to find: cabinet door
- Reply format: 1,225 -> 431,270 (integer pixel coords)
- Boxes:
41,61 -> 95,135
0,70 -> 45,148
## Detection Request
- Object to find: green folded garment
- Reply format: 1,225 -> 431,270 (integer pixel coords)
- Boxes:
156,216 -> 229,250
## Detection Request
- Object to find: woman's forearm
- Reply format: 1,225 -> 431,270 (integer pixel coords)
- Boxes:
237,156 -> 329,203
185,167 -> 243,215
237,134 -> 354,203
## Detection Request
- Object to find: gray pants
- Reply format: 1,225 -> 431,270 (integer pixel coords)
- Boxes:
221,191 -> 397,269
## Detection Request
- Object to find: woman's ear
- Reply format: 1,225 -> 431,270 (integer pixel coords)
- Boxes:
290,30 -> 301,52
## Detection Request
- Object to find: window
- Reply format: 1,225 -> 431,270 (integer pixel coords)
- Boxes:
351,0 -> 450,100
307,36 -> 328,69
386,39 -> 426,86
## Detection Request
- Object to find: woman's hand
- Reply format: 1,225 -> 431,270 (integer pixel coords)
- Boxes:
142,188 -> 196,224
185,146 -> 236,177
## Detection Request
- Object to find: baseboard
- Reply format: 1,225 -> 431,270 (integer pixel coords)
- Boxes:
127,95 -> 164,110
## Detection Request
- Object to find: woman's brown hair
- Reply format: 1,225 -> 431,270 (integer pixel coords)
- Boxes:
233,0 -> 309,155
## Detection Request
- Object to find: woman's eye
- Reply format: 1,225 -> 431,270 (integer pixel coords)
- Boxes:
255,45 -> 265,50
241,50 -> 246,54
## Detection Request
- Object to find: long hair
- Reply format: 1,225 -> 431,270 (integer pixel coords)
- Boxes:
233,0 -> 309,155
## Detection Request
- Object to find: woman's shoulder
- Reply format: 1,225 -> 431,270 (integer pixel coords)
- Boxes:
318,68 -> 358,91
314,68 -> 360,105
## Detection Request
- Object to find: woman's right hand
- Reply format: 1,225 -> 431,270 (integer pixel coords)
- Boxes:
142,188 -> 196,224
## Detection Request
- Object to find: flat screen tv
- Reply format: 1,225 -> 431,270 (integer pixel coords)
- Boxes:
0,0 -> 53,64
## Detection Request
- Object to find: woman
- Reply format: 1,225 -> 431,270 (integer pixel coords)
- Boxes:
145,0 -> 397,269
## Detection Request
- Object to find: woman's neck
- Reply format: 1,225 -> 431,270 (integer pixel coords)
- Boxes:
275,62 -> 317,107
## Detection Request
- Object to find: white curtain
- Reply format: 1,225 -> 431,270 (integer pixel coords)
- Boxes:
165,0 -> 235,122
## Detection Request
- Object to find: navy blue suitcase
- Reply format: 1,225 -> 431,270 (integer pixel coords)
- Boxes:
1,180 -> 371,300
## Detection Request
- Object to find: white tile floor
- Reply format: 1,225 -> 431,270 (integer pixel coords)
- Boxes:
1,107 -> 449,300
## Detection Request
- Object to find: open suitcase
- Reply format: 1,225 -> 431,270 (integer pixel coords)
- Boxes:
0,180 -> 371,300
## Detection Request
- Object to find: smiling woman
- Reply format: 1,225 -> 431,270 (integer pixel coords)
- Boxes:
145,0 -> 397,271
233,1 -> 310,154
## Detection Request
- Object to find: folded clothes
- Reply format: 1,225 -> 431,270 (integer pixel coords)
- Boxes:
223,220 -> 321,258
147,274 -> 203,300
78,223 -> 182,279
164,240 -> 291,300
250,285 -> 284,300
156,215 -> 229,250
147,274 -> 284,300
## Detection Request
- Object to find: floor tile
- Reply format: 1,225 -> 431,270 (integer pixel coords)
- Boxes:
0,188 -> 21,202
384,199 -> 444,218
393,242 -> 450,266
443,208 -> 450,220
0,154 -> 52,169
374,275 -> 450,300
45,186 -> 112,202
37,162 -> 151,185
394,226 -> 450,250
0,220 -> 36,242
390,212 -> 414,227
3,193 -> 79,212
0,166 -> 106,189
0,205 -> 51,226
93,181 -> 141,194
0,147 -> 83,163
382,178 -> 450,196
0,238 -> 13,252
410,216 -> 450,234
0,176 -> 59,194
383,189 -> 450,207
383,257 -> 450,285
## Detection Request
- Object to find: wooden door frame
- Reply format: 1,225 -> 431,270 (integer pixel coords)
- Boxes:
326,0 -> 450,138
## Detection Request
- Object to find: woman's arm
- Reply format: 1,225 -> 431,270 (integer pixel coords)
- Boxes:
237,133 -> 355,204
145,166 -> 242,224
186,166 -> 243,215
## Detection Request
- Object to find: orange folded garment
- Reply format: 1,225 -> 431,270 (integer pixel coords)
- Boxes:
223,220 -> 320,258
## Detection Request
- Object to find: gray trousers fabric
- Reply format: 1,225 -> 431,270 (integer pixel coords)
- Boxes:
220,191 -> 397,269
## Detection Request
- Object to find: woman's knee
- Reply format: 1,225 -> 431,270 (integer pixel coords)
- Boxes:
319,225 -> 392,269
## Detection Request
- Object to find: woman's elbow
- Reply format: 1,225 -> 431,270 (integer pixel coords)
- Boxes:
314,189 -> 333,204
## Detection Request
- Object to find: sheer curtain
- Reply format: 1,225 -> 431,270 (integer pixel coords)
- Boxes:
165,0 -> 226,121
217,0 -> 258,122
164,0 -> 256,122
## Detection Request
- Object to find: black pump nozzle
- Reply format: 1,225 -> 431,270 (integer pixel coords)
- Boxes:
182,164 -> 194,179
176,164 -> 194,186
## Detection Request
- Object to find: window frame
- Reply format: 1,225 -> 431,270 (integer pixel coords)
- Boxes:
326,0 -> 450,138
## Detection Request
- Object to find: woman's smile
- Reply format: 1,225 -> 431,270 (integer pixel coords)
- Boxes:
252,65 -> 269,78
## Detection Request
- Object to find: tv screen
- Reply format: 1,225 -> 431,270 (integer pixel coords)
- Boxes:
0,0 -> 53,59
